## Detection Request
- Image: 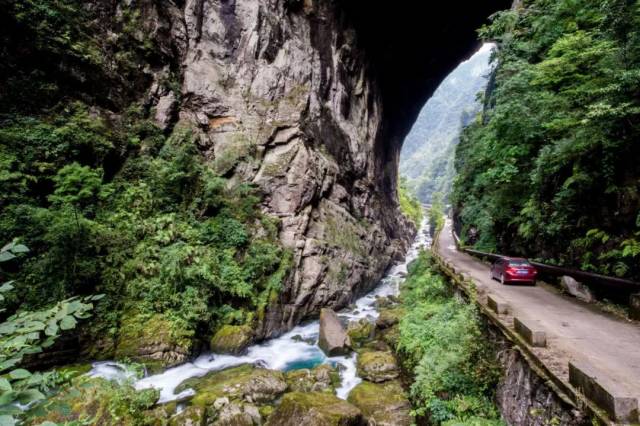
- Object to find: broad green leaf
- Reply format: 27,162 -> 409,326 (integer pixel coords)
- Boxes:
9,245 -> 28,254
44,322 -> 59,337
59,315 -> 77,330
0,242 -> 14,252
0,323 -> 16,335
0,391 -> 16,406
15,388 -> 45,404
9,369 -> 31,380
0,282 -> 14,293
0,252 -> 15,263
0,378 -> 11,392
0,414 -> 16,426
90,294 -> 105,301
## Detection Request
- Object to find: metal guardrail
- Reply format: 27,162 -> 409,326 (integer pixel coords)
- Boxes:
453,232 -> 640,293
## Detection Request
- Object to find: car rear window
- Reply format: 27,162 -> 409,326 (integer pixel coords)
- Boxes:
508,260 -> 530,266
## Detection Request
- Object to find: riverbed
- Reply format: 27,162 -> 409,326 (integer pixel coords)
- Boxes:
89,218 -> 431,403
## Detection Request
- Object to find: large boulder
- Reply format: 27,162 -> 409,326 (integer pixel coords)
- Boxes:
356,351 -> 400,383
560,276 -> 595,303
265,392 -> 363,426
175,364 -> 287,407
114,313 -> 193,370
375,308 -> 404,330
347,381 -> 412,426
318,309 -> 352,356
285,364 -> 340,393
210,325 -> 254,355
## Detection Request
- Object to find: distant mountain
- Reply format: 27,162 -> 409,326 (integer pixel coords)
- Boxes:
400,44 -> 494,203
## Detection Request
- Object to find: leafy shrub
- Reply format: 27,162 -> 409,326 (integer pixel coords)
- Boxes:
397,252 -> 502,424
0,241 -> 100,425
453,0 -> 640,280
399,178 -> 423,227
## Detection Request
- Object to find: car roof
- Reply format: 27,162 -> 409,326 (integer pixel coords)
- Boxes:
500,257 -> 529,261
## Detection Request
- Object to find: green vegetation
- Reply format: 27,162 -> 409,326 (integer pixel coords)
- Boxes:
429,192 -> 446,236
452,0 -> 640,280
399,179 -> 423,227
25,376 -> 161,425
0,0 -> 290,370
0,242 -> 99,424
400,45 -> 493,204
397,252 -> 502,424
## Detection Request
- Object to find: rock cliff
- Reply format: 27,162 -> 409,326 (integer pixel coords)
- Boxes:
3,0 -> 510,339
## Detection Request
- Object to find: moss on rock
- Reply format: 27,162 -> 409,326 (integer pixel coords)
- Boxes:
285,364 -> 340,393
210,325 -> 254,355
376,307 -> 404,330
265,392 -> 363,426
169,405 -> 206,426
347,380 -> 412,426
347,319 -> 375,348
115,312 -> 193,369
356,351 -> 400,383
175,364 -> 287,408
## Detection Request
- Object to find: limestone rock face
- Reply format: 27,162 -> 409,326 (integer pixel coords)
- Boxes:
356,351 -> 399,383
318,308 -> 352,356
113,0 -> 417,339
265,392 -> 363,426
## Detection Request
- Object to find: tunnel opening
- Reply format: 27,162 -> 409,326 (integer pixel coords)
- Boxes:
337,0 -> 513,198
399,43 -> 496,206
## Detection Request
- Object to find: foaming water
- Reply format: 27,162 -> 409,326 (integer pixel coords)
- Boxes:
89,217 -> 431,403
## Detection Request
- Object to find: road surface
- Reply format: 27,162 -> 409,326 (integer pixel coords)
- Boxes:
436,219 -> 640,403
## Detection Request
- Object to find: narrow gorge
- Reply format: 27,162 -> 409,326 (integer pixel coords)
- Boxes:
8,0 -> 631,425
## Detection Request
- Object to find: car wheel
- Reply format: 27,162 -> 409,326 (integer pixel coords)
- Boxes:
500,274 -> 506,285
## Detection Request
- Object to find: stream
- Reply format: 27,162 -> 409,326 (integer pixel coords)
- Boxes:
89,217 -> 431,404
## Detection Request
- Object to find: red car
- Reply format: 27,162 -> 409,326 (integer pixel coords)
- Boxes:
490,257 -> 537,285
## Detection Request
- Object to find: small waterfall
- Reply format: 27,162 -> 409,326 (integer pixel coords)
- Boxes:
89,217 -> 431,403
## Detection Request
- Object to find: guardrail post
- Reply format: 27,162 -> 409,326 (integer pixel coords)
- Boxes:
630,293 -> 640,321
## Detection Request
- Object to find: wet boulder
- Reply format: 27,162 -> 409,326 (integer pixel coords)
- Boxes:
347,319 -> 375,348
210,325 -> 254,355
114,312 -> 193,369
285,364 -> 340,393
347,380 -> 412,426
375,307 -> 404,330
169,405 -> 206,426
265,392 -> 363,426
175,364 -> 287,407
318,308 -> 352,356
356,351 -> 400,383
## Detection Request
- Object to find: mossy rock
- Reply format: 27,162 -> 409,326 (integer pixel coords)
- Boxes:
175,364 -> 287,407
265,392 -> 363,426
212,401 -> 262,425
25,377 -> 160,425
169,405 -> 206,426
347,319 -> 375,348
210,325 -> 254,355
379,324 -> 401,350
356,351 -> 399,383
115,312 -> 193,369
285,364 -> 340,393
375,307 -> 404,330
347,380 -> 412,426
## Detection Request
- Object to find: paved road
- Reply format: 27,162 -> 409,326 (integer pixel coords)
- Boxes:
436,219 -> 640,401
